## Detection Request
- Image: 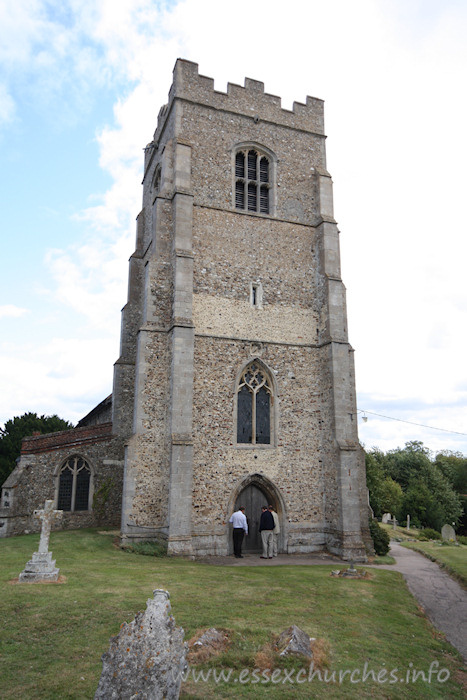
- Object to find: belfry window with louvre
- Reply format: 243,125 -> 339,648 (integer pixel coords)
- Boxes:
235,149 -> 270,214
237,362 -> 273,444
57,455 -> 91,511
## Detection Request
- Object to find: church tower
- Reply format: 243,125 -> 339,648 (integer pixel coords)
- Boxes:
115,59 -> 370,560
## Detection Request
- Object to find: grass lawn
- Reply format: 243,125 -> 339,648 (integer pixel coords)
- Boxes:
0,529 -> 465,699
400,541 -> 467,588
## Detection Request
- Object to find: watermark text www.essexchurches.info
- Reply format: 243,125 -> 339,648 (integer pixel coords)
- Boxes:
174,661 -> 450,686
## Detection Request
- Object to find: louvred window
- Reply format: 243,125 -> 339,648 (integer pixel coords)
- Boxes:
235,148 -> 270,215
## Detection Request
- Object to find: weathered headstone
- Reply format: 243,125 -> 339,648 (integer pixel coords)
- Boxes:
381,513 -> 391,524
94,589 -> 187,700
276,625 -> 313,659
441,524 -> 456,541
19,500 -> 63,582
406,515 -> 410,530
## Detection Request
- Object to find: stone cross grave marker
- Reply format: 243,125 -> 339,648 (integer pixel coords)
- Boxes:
19,500 -> 63,582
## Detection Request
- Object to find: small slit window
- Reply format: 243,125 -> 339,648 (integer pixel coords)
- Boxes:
250,282 -> 263,308
152,165 -> 161,193
235,148 -> 271,215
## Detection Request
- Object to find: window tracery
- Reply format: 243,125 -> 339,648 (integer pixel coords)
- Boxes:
236,362 -> 273,444
57,455 -> 91,511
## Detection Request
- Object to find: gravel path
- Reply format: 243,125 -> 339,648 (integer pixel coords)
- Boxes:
379,542 -> 467,664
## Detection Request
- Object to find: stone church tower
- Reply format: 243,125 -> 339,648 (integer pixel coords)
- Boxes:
115,59 -> 370,560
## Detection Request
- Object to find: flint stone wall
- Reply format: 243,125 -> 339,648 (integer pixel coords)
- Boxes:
116,60 -> 369,559
0,424 -> 124,538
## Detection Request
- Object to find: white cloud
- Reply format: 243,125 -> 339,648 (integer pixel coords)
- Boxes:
0,305 -> 28,319
0,84 -> 15,126
0,0 -> 47,66
0,336 -> 114,425
2,0 -> 467,453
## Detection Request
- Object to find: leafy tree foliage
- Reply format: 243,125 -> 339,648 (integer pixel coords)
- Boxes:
384,441 -> 432,490
366,449 -> 403,519
380,477 -> 403,516
434,451 -> 467,494
365,450 -> 384,519
0,413 -> 73,486
365,441 -> 463,531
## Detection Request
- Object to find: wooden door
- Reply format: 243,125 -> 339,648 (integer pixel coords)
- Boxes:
235,484 -> 269,552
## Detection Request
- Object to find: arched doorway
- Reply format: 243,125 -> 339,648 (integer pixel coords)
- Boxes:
231,474 -> 284,553
234,483 -> 270,552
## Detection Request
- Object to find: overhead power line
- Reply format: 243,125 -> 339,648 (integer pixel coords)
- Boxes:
357,409 -> 467,437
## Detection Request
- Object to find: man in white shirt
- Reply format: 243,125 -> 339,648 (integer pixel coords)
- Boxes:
268,505 -> 280,557
229,506 -> 248,558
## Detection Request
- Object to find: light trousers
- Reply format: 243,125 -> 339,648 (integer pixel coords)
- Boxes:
261,530 -> 273,558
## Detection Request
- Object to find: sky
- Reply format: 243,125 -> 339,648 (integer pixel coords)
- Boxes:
1,0 -> 467,456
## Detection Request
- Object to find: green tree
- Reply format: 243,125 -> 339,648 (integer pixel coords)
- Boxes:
365,448 -> 389,519
365,441 -> 464,530
380,477 -> 403,516
401,481 -> 435,529
401,464 -> 462,530
0,412 -> 73,486
385,441 -> 432,490
434,451 -> 467,494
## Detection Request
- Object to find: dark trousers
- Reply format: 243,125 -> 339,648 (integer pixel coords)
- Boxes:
233,528 -> 244,556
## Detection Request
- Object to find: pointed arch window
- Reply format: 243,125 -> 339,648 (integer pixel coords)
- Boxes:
57,455 -> 92,511
237,362 -> 273,445
235,148 -> 271,214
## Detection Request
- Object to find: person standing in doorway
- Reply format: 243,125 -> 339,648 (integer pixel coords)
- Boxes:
259,506 -> 274,558
268,505 -> 280,557
229,506 -> 248,558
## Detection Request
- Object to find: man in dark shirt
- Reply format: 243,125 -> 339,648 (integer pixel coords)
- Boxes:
259,506 -> 274,558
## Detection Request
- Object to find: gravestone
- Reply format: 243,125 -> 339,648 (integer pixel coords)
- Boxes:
95,589 -> 187,700
381,513 -> 391,524
406,515 -> 410,530
19,500 -> 63,582
276,625 -> 313,659
342,561 -> 358,577
441,524 -> 456,541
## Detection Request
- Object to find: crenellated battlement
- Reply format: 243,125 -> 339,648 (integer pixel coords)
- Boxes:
153,58 -> 325,142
